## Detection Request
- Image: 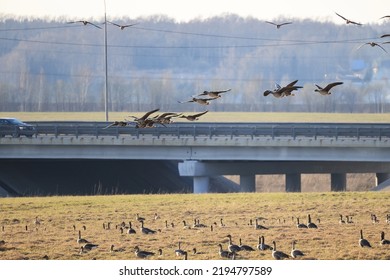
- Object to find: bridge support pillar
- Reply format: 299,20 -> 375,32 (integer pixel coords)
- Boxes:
376,173 -> 390,185
331,173 -> 347,192
193,176 -> 209,194
285,173 -> 301,192
240,175 -> 256,192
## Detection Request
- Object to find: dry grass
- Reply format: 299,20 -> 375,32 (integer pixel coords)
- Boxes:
1,111 -> 390,123
1,192 -> 389,260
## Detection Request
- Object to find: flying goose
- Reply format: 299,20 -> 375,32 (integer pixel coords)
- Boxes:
272,241 -> 289,260
239,238 -> 255,251
314,82 -> 343,95
226,234 -> 241,253
359,229 -> 372,248
381,34 -> 390,38
307,214 -> 318,229
290,240 -> 305,258
77,230 -> 90,244
134,246 -> 155,258
128,109 -> 160,128
178,97 -> 217,105
380,15 -> 390,20
140,220 -> 156,234
67,20 -> 102,29
257,236 -> 273,251
265,21 -> 293,29
357,42 -> 387,53
196,88 -> 232,98
335,12 -> 362,25
178,110 -> 208,121
263,80 -> 302,98
103,121 -> 128,129
380,231 -> 390,245
107,21 -> 137,30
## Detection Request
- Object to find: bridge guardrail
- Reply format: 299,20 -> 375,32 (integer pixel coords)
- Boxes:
1,122 -> 390,140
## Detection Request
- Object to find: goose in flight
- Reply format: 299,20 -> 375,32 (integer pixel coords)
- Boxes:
107,21 -> 137,30
335,13 -> 362,25
264,79 -> 302,98
265,21 -> 293,29
380,15 -> 390,20
196,88 -> 231,98
357,42 -> 387,53
103,121 -> 128,129
67,20 -> 102,29
314,82 -> 343,95
178,97 -> 217,105
178,110 -> 208,121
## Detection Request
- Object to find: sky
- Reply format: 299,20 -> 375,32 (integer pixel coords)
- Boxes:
0,0 -> 389,24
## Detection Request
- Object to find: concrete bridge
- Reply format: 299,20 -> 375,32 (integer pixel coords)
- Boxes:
0,121 -> 390,195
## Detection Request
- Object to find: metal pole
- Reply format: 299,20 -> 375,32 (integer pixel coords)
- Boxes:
104,0 -> 109,121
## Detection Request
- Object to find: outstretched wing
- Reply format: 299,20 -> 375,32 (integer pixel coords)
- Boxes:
192,110 -> 209,118
265,21 -> 277,26
140,108 -> 160,120
323,82 -> 343,91
335,12 -> 348,21
280,22 -> 293,26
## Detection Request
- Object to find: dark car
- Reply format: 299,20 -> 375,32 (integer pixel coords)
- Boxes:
0,118 -> 36,137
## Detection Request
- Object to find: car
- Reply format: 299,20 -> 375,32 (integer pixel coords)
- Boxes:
0,117 -> 36,137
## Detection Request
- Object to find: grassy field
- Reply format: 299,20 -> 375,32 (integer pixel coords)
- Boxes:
1,111 -> 390,123
1,192 -> 389,260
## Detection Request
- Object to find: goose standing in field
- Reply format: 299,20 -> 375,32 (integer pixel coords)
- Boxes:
380,231 -> 390,245
182,220 -> 191,229
136,213 -> 145,222
239,238 -> 255,251
271,241 -> 289,260
255,218 -> 269,230
134,246 -> 155,259
314,82 -> 343,95
226,234 -> 241,253
296,217 -> 308,229
290,240 -> 305,258
307,214 -> 318,229
346,215 -> 354,224
140,220 -> 156,234
175,242 -> 187,257
127,222 -> 136,234
359,229 -> 372,248
110,244 -> 125,253
257,235 -> 273,251
339,214 -> 346,224
77,230 -> 90,244
218,244 -> 234,259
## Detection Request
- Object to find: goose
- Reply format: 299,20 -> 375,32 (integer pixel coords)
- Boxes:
218,244 -> 234,259
33,216 -> 41,226
182,220 -> 191,229
0,240 -> 5,246
357,42 -> 387,53
272,241 -> 289,260
265,21 -> 293,29
110,244 -> 125,252
77,230 -> 90,244
175,242 -> 187,257
339,214 -> 346,224
80,243 -> 99,253
103,121 -> 128,129
239,238 -> 255,251
359,229 -> 372,248
386,214 -> 390,224
219,218 -> 225,227
178,97 -> 217,105
380,16 -> 390,20
107,21 -> 137,30
178,110 -> 208,121
127,222 -> 136,234
335,12 -> 362,25
314,82 -> 343,95
196,88 -> 231,98
346,215 -> 354,224
255,218 -> 269,230
296,218 -> 308,229
257,235 -> 273,251
381,34 -> 390,38
380,231 -> 390,245
182,251 -> 188,260
136,213 -> 145,222
290,240 -> 305,258
307,214 -> 318,229
140,220 -> 156,234
128,109 -> 160,128
193,219 -> 207,228
153,112 -> 179,125
263,80 -> 302,98
134,246 -> 155,259
226,234 -> 241,253
67,20 -> 102,29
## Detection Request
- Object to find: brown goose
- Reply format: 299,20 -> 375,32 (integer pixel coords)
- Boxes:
296,217 -> 308,229
226,234 -> 241,253
175,242 -> 187,257
178,110 -> 208,121
380,231 -> 390,245
359,229 -> 372,248
178,97 -> 217,105
196,88 -> 231,98
257,235 -> 273,251
272,241 -> 289,260
77,230 -> 90,244
290,240 -> 305,258
218,244 -> 234,259
140,220 -> 156,234
134,246 -> 155,258
314,82 -> 343,95
335,13 -> 362,25
307,214 -> 318,229
239,238 -> 255,251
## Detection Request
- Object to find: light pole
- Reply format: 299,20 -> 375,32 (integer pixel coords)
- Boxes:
104,0 -> 109,121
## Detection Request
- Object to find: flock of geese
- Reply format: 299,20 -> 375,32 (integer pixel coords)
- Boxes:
56,211 -> 390,261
